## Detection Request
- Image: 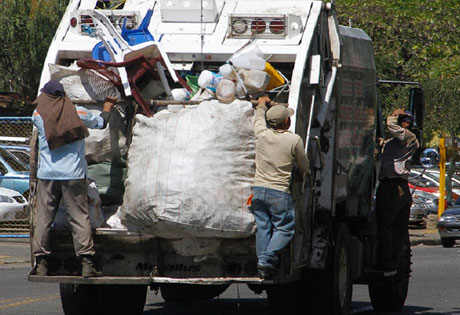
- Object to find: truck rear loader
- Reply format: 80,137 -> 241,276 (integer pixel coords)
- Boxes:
28,1 -> 425,314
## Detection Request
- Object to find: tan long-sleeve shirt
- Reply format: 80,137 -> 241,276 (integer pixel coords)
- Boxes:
253,104 -> 310,192
379,115 -> 419,181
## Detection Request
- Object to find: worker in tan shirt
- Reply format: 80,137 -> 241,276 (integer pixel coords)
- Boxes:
252,96 -> 310,278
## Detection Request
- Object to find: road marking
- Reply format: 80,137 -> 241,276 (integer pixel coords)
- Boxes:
0,295 -> 59,309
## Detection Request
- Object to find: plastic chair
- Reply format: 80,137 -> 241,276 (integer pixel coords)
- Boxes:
86,9 -> 179,97
121,9 -> 154,45
91,9 -> 155,61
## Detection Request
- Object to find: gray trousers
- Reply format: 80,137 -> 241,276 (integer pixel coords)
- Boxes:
32,179 -> 95,258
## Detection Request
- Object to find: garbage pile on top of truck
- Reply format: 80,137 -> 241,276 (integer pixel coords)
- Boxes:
45,17 -> 289,238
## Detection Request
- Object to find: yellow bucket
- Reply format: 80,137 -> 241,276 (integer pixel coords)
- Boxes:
264,62 -> 285,90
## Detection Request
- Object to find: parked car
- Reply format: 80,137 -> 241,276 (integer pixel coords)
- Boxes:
407,167 -> 460,227
0,146 -> 30,199
410,192 -> 438,225
0,186 -> 29,222
408,168 -> 458,221
409,168 -> 460,200
437,197 -> 460,247
0,144 -> 30,169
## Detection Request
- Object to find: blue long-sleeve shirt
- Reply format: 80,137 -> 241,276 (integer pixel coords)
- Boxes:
32,107 -> 104,180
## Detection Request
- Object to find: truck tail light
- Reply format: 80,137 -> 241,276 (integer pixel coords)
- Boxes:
251,19 -> 266,34
269,19 -> 285,34
231,19 -> 248,34
228,14 -> 301,39
69,10 -> 139,35
70,17 -> 78,28
81,15 -> 95,28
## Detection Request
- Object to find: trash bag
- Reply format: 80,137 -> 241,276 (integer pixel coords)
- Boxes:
119,99 -> 257,238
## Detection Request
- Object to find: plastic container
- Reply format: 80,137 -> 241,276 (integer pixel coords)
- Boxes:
235,82 -> 245,98
171,88 -> 191,101
216,79 -> 236,104
186,75 -> 200,95
198,70 -> 223,92
264,62 -> 285,90
238,69 -> 270,94
219,63 -> 236,81
229,43 -> 266,70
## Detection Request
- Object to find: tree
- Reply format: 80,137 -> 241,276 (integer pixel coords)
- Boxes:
336,0 -> 460,143
0,0 -> 68,104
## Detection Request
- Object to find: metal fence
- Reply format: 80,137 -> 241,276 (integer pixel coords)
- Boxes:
0,117 -> 32,235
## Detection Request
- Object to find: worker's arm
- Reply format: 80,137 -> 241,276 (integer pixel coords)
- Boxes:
100,97 -> 117,128
78,97 -> 116,129
254,96 -> 270,137
386,109 -> 416,143
294,138 -> 311,176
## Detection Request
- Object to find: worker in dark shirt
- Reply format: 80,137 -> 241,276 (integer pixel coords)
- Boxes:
375,108 -> 419,275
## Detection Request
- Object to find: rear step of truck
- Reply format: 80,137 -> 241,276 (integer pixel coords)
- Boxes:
28,275 -> 271,285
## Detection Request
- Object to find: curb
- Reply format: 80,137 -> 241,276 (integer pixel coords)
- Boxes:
410,238 -> 441,246
0,237 -> 29,243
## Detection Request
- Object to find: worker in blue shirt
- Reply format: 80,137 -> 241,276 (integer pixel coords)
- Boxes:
30,80 -> 116,277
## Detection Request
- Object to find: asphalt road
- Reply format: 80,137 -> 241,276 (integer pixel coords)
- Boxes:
1,242 -> 460,314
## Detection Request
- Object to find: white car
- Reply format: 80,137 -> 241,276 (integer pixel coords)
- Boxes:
0,187 -> 29,221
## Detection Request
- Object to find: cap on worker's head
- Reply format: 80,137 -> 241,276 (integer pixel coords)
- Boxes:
398,110 -> 414,126
40,80 -> 65,97
266,105 -> 295,126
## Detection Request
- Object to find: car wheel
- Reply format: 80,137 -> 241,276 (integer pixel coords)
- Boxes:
441,237 -> 455,248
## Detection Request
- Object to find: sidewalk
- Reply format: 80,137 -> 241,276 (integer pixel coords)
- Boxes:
409,228 -> 440,246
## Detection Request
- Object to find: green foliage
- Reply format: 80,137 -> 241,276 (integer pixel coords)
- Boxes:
336,0 -> 460,142
424,77 -> 460,136
95,0 -> 126,10
0,0 -> 68,102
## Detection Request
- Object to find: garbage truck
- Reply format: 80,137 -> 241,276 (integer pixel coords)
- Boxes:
28,0 -> 425,314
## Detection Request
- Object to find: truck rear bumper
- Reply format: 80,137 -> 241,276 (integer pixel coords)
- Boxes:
28,275 -> 270,285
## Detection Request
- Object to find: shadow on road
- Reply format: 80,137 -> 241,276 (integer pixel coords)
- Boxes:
352,301 -> 460,314
143,298 -> 268,315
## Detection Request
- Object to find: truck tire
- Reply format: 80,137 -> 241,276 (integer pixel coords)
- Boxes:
368,233 -> 411,312
441,237 -> 455,248
96,285 -> 147,315
60,284 -> 99,315
305,223 -> 353,315
160,284 -> 229,302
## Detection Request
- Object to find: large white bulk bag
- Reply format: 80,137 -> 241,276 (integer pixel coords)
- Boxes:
119,100 -> 256,238
48,63 -> 119,101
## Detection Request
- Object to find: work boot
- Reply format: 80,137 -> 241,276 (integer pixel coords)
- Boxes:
81,255 -> 102,278
257,264 -> 277,280
34,256 -> 49,276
